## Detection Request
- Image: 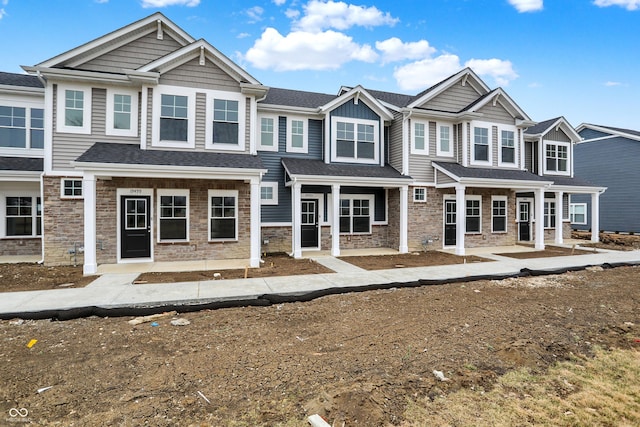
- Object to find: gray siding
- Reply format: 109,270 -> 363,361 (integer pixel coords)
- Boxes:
435,170 -> 456,185
159,57 -> 240,92
330,99 -> 378,120
573,137 -> 640,232
543,128 -> 571,142
388,111 -> 404,172
195,93 -> 206,150
81,32 -> 183,73
579,128 -> 610,140
477,103 -> 514,125
424,82 -> 480,112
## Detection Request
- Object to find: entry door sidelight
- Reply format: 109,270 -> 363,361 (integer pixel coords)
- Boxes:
121,196 -> 151,259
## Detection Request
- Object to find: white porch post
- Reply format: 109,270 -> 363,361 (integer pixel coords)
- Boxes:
82,173 -> 97,275
591,192 -> 600,243
399,185 -> 409,254
535,187 -> 545,250
331,184 -> 340,256
554,191 -> 563,245
455,185 -> 465,256
249,178 -> 261,267
292,182 -> 302,258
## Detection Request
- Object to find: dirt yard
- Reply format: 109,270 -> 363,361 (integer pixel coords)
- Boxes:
573,230 -> 640,251
1,266 -> 638,426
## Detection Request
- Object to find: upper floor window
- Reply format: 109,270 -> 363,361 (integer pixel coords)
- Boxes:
152,86 -> 195,148
212,99 -> 239,145
437,123 -> 453,157
57,85 -> 91,134
544,141 -> 569,175
499,129 -> 516,165
331,117 -> 379,164
472,124 -> 490,164
106,89 -> 138,137
286,117 -> 307,153
411,120 -> 428,155
0,106 -> 44,150
258,116 -> 278,152
160,94 -> 188,142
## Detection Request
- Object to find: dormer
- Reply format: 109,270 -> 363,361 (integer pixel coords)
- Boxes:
524,117 -> 580,177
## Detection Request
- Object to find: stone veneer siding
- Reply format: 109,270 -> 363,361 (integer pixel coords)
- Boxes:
261,225 -> 292,254
0,238 -> 41,256
43,176 -> 84,266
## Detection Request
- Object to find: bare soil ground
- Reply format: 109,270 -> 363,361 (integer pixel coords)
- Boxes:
0,264 -> 97,292
495,245 -> 596,259
1,266 -> 638,426
573,230 -> 640,251
339,251 -> 489,270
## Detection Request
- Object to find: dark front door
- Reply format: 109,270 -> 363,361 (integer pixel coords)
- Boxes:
301,199 -> 319,248
121,196 -> 151,259
444,199 -> 456,246
518,201 -> 531,242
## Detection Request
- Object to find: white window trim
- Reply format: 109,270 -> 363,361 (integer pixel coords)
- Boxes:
56,84 -> 92,135
413,187 -> 427,203
260,182 -> 279,206
257,114 -> 279,152
465,195 -> 482,234
543,140 -> 571,176
330,117 -> 379,164
60,178 -> 83,199
410,119 -> 429,155
0,97 -> 45,155
497,125 -> 518,167
208,189 -> 238,242
470,121 -> 492,166
338,194 -> 375,235
206,91 -> 246,152
436,122 -> 454,157
543,199 -> 556,229
570,203 -> 587,225
491,195 -> 508,234
0,191 -> 41,238
106,88 -> 139,137
152,85 -> 196,149
286,116 -> 308,154
157,189 -> 189,243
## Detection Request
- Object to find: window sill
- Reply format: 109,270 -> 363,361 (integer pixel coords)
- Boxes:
1,236 -> 41,240
157,240 -> 190,245
208,239 -> 238,243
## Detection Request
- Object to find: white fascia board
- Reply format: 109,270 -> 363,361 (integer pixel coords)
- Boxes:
0,171 -> 42,181
457,177 -> 553,189
432,163 -> 461,182
407,68 -> 490,109
25,66 -> 135,85
0,84 -> 44,96
71,162 -> 267,180
284,174 -> 411,187
35,13 -> 194,68
403,107 -> 481,121
549,184 -> 607,194
318,86 -> 394,121
466,89 -> 531,122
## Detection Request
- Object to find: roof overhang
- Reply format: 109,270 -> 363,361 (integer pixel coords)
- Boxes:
22,66 -> 159,86
0,84 -> 44,96
0,171 -> 42,182
258,103 -> 322,116
407,68 -> 490,109
525,117 -> 581,142
548,184 -> 607,194
433,162 -> 553,189
284,172 -> 411,188
403,108 -> 482,121
318,85 -> 394,121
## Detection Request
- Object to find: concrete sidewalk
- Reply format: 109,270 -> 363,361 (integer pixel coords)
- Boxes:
1,246 -> 639,318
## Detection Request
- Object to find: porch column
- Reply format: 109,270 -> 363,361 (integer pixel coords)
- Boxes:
399,185 -> 409,253
292,182 -> 302,258
249,178 -> 261,268
82,173 -> 97,275
455,185 -> 465,256
535,187 -> 545,250
331,184 -> 340,256
591,192 -> 600,243
554,191 -> 563,245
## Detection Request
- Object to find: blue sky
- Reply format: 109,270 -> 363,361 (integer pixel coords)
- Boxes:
1,0 -> 638,129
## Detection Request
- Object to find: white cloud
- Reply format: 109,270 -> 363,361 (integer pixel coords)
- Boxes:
273,0 -> 287,5
0,9 -> 5,20
393,54 -> 463,91
246,6 -> 264,23
237,32 -> 251,39
375,37 -> 436,64
464,58 -> 518,86
244,27 -> 377,71
293,0 -> 398,32
141,0 -> 200,8
605,81 -> 622,86
594,0 -> 640,10
95,0 -> 109,3
508,0 -> 544,12
0,0 -> 7,20
285,8 -> 300,19
528,82 -> 543,88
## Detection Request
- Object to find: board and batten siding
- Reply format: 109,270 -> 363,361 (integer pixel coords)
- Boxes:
330,99 -> 378,120
80,32 -> 183,74
159,57 -> 240,92
422,82 -> 481,112
259,117 -> 323,223
542,128 -> 571,143
52,87 -> 138,171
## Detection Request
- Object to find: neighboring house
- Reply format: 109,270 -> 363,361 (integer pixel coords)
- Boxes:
4,13 -> 603,274
0,72 -> 45,257
572,124 -> 640,233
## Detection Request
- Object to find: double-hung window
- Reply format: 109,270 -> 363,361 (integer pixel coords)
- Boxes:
412,121 -> 428,155
473,125 -> 490,163
158,190 -> 189,242
544,142 -> 569,174
570,203 -> 587,224
286,117 -> 307,153
466,196 -> 482,233
106,89 -> 138,137
500,129 -> 516,165
212,99 -> 239,145
332,118 -> 378,163
5,196 -> 41,237
160,94 -> 188,142
0,106 -> 26,148
437,123 -> 453,157
544,200 -> 556,229
492,196 -> 507,233
339,197 -> 372,234
258,116 -> 278,151
65,90 -> 84,127
209,190 -> 238,241
57,85 -> 91,134
30,108 -> 44,148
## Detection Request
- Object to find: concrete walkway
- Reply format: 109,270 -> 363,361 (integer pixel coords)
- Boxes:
1,245 -> 639,318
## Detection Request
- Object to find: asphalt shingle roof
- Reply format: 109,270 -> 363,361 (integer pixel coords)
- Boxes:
261,87 -> 336,109
282,157 -> 410,180
584,124 -> 640,139
75,143 -> 265,170
0,157 -> 44,172
547,175 -> 600,188
524,117 -> 563,136
433,162 -> 551,182
0,72 -> 43,89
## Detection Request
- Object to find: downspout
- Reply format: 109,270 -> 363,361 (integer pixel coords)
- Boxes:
38,171 -> 45,264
